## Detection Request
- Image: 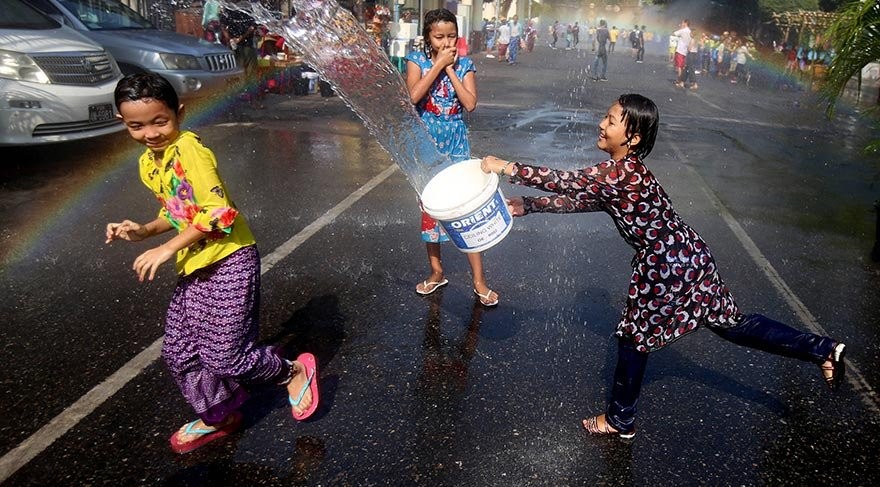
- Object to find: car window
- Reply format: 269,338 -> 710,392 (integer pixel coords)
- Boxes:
58,0 -> 154,30
0,0 -> 59,29
24,0 -> 61,16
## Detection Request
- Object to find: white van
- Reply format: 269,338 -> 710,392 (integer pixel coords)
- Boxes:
0,0 -> 124,146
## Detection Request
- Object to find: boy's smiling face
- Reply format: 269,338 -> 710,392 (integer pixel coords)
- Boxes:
117,98 -> 184,157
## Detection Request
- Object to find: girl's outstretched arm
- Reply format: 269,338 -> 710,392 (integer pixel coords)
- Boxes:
483,156 -> 610,212
521,194 -> 600,214
505,193 -> 599,216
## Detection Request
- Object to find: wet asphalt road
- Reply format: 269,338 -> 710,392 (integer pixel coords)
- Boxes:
1,41 -> 880,486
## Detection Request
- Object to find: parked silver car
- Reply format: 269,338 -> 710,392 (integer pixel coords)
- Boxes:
0,0 -> 124,146
26,0 -> 243,101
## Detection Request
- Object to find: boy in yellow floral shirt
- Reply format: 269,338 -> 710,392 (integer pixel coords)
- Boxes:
105,73 -> 319,454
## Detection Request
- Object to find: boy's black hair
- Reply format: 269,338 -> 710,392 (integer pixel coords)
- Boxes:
422,7 -> 458,47
618,93 -> 658,159
114,73 -> 180,114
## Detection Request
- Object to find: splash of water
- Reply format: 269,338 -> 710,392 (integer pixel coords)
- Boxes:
226,0 -> 452,193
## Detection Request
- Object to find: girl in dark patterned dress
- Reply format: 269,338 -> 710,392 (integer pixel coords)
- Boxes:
106,73 -> 319,453
481,94 -> 846,439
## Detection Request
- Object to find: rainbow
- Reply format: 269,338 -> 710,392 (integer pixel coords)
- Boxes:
0,80 -> 253,271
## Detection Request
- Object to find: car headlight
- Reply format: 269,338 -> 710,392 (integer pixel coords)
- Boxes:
159,53 -> 202,70
0,49 -> 50,83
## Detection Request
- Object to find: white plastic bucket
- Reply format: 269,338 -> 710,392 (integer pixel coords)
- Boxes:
421,159 -> 513,253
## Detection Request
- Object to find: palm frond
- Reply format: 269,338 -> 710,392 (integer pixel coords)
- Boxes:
821,0 -> 880,112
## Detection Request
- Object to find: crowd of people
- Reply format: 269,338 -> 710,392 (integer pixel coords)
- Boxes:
198,1 -> 837,109
667,21 -> 761,90
779,39 -> 836,77
666,19 -> 836,92
477,17 -> 646,70
480,15 -> 538,64
475,13 -> 835,94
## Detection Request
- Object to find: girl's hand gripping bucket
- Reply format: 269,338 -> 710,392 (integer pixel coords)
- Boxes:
420,159 -> 513,253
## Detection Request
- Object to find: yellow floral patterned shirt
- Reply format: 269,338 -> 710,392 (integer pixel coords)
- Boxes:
138,131 -> 255,276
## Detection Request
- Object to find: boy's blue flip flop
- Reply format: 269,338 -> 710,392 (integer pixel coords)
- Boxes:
290,352 -> 319,421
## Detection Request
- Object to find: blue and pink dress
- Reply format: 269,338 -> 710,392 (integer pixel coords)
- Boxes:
406,50 -> 476,242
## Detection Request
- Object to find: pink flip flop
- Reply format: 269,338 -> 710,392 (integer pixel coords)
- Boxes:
169,410 -> 243,454
290,352 -> 320,421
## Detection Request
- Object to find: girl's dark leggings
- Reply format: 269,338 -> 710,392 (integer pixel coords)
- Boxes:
605,313 -> 836,433
605,338 -> 649,434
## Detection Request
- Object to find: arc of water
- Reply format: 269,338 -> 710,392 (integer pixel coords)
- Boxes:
231,0 -> 452,193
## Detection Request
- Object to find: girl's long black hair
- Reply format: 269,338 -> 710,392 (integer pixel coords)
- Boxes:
618,93 -> 658,159
422,8 -> 458,56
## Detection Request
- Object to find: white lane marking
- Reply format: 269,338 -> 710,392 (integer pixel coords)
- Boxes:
669,142 -> 878,414
262,164 -> 398,274
214,122 -> 258,127
687,91 -> 725,111
0,164 -> 399,483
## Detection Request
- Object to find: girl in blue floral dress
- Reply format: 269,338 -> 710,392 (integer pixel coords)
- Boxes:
405,8 -> 498,306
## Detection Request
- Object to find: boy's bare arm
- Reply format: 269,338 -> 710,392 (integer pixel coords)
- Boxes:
133,225 -> 207,282
105,217 -> 173,244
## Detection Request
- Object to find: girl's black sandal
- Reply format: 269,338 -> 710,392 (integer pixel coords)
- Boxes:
820,342 -> 846,391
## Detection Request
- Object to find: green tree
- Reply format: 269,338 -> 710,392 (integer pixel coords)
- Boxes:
758,0 -> 819,15
821,0 -> 880,123
818,0 -> 847,10
821,1 -> 880,260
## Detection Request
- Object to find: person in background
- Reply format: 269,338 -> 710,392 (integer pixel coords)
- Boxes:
221,1 -> 258,80
609,25 -> 619,53
485,16 -> 497,53
672,19 -> 691,87
507,15 -> 522,65
683,28 -> 699,89
201,0 -> 221,43
636,25 -> 646,62
549,20 -> 559,49
731,41 -> 754,85
525,19 -> 538,53
564,23 -> 573,50
591,19 -> 610,82
496,18 -> 511,62
629,25 -> 639,60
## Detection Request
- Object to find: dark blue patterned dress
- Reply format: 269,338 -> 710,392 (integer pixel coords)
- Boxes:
512,155 -> 742,353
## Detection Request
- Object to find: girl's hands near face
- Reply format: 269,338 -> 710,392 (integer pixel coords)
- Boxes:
132,245 -> 175,282
507,197 -> 525,217
105,220 -> 146,243
437,46 -> 457,68
481,155 -> 507,174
